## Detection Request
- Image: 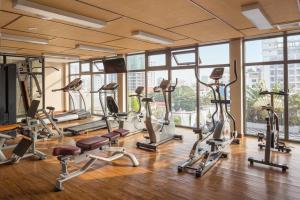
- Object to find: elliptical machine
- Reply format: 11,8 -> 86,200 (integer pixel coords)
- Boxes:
136,79 -> 183,151
178,61 -> 239,177
248,90 -> 290,172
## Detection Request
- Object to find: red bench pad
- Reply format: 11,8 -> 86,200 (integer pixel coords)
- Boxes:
102,132 -> 120,141
113,129 -> 129,137
76,136 -> 109,152
53,145 -> 81,156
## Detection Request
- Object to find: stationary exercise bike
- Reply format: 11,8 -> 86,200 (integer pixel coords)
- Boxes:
136,79 -> 183,151
248,90 -> 291,172
178,61 -> 239,177
105,84 -> 145,136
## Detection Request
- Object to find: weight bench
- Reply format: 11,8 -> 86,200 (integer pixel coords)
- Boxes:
52,132 -> 139,191
0,100 -> 47,165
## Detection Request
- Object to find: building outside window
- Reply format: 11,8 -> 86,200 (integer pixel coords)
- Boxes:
244,34 -> 300,141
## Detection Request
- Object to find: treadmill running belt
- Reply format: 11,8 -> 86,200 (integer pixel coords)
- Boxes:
63,120 -> 107,135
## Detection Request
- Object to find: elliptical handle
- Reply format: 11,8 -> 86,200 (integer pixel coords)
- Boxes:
166,78 -> 178,92
226,60 -> 238,88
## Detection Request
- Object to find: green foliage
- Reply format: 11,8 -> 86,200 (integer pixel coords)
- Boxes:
174,115 -> 182,125
172,85 -> 196,111
246,80 -> 300,126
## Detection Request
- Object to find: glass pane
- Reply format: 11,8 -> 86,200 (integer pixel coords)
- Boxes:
69,75 -> 80,111
245,65 -> 285,138
288,35 -> 300,60
6,56 -> 25,64
92,74 -> 105,115
70,62 -> 79,74
199,67 -> 230,129
288,64 -> 300,141
199,43 -> 229,65
127,72 -> 145,112
127,54 -> 145,70
172,69 -> 196,127
81,62 -> 90,72
245,37 -> 283,63
147,70 -> 168,119
172,49 -> 195,67
0,56 -> 3,64
148,54 -> 166,67
81,75 -> 91,112
93,61 -> 104,72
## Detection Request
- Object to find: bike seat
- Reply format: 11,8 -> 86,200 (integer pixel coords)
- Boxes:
46,106 -> 55,111
76,136 -> 109,152
52,145 -> 81,156
142,97 -> 153,102
116,112 -> 128,117
102,131 -> 120,141
113,128 -> 130,137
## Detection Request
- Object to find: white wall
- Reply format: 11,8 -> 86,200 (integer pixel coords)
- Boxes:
44,62 -> 66,112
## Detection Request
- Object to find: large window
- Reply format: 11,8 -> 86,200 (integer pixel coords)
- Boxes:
148,53 -> 166,67
287,34 -> 300,141
92,74 -> 105,115
244,34 -> 300,141
198,44 -> 230,129
126,54 -> 146,112
245,37 -> 284,63
245,65 -> 285,138
69,60 -> 118,115
199,43 -> 229,65
147,70 -> 168,119
172,69 -> 196,127
127,72 -> 145,112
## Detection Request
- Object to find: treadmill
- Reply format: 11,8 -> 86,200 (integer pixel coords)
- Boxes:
62,83 -> 110,135
43,78 -> 91,124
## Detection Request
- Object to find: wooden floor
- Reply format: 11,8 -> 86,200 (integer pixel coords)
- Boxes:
1,119 -> 300,200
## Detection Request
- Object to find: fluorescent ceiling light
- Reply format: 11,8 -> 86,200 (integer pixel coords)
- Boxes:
43,53 -> 79,63
0,48 -> 17,54
0,33 -> 48,44
131,31 -> 174,45
76,44 -> 115,53
241,3 -> 273,30
276,22 -> 300,30
13,0 -> 106,29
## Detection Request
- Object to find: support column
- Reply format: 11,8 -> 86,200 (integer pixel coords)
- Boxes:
64,63 -> 68,112
230,38 -> 244,136
117,73 -> 125,112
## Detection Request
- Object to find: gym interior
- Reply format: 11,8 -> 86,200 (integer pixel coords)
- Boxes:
0,0 -> 300,199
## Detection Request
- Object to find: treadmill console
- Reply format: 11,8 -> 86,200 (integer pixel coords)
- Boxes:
210,68 -> 224,81
102,82 -> 119,91
159,79 -> 171,90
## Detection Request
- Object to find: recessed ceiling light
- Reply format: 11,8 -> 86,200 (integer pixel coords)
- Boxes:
0,32 -> 48,44
76,44 -> 115,53
13,0 -> 106,29
131,31 -> 174,45
27,27 -> 38,31
241,3 -> 273,30
276,22 -> 300,30
43,53 -> 80,63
